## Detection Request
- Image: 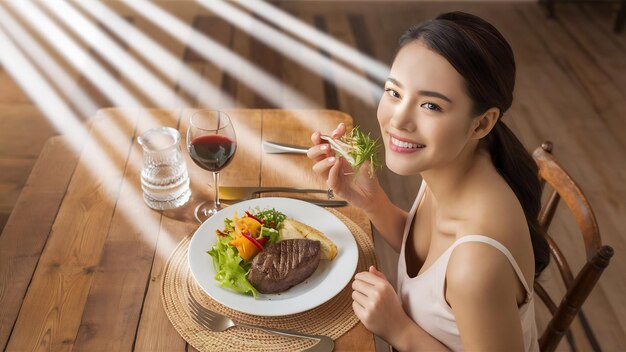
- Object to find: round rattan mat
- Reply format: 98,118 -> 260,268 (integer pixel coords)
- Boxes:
161,209 -> 377,352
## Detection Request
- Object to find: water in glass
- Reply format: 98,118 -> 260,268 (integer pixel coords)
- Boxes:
137,127 -> 191,210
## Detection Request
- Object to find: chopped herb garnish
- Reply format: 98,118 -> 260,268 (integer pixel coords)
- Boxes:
254,208 -> 286,230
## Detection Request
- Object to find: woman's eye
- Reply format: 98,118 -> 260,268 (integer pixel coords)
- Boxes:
421,102 -> 442,111
385,88 -> 400,99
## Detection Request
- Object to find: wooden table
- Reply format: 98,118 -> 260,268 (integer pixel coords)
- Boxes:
0,109 -> 376,351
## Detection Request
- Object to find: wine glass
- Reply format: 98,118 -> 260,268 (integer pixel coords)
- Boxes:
187,110 -> 237,222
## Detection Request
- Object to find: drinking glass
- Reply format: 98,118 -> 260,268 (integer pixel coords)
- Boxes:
137,127 -> 191,210
187,110 -> 237,222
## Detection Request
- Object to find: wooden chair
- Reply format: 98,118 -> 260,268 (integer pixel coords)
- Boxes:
532,141 -> 614,352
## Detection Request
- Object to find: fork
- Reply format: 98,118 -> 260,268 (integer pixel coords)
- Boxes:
262,136 -> 355,165
320,134 -> 355,165
187,290 -> 334,352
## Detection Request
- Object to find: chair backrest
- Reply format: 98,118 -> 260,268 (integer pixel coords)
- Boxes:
532,141 -> 614,352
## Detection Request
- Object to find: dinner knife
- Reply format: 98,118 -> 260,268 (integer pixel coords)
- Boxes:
219,186 -> 329,200
219,186 -> 346,207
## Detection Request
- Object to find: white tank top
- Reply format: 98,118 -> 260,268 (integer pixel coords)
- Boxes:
397,182 -> 539,351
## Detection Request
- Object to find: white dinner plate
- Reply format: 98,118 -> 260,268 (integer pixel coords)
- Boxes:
188,197 -> 359,316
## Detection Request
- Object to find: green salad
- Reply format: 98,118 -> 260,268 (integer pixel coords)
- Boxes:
207,208 -> 286,298
339,126 -> 381,176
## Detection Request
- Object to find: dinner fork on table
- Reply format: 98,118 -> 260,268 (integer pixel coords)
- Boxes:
187,291 -> 334,352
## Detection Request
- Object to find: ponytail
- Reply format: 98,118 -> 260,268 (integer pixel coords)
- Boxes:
486,121 -> 550,275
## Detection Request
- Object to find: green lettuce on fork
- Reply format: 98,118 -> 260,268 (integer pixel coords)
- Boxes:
337,126 -> 382,176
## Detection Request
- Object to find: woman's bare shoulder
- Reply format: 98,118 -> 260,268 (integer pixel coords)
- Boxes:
454,175 -> 534,262
458,175 -> 528,245
446,238 -> 518,294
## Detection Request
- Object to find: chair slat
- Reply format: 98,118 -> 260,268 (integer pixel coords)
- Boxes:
545,232 -> 575,288
538,246 -> 614,352
532,141 -> 614,352
533,145 -> 602,260
534,282 -> 558,315
538,190 -> 560,230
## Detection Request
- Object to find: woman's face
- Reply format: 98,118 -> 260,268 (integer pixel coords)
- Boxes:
377,41 -> 479,176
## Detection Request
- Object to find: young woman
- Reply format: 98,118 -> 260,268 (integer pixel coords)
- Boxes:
308,11 -> 548,351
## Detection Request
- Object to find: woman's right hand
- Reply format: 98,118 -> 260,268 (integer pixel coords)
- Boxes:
307,123 -> 382,212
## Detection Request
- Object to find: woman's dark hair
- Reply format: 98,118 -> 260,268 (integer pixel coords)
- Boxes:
397,12 -> 549,275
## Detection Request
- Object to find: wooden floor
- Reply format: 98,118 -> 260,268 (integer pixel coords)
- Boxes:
0,1 -> 624,351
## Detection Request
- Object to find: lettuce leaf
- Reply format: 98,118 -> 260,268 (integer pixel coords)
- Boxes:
207,235 -> 258,298
339,126 -> 381,176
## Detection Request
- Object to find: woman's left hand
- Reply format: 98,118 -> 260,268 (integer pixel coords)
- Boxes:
352,266 -> 409,341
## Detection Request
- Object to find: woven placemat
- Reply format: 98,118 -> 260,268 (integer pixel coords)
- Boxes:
161,209 -> 376,352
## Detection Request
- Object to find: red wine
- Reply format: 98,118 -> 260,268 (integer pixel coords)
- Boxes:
188,135 -> 236,171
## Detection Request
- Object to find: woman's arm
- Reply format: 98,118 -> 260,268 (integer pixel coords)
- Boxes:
360,181 -> 408,252
446,242 -> 526,351
352,266 -> 450,351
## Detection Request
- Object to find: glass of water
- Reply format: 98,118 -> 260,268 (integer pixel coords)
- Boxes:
137,127 -> 191,210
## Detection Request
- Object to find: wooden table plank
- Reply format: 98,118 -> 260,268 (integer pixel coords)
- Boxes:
135,109 -> 264,350
134,214 -> 195,352
261,109 -> 349,189
133,109 -> 200,351
219,109 -> 264,188
5,108 -> 139,351
0,136 -> 78,350
73,109 -> 180,350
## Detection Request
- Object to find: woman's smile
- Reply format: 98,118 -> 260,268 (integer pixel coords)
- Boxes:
389,134 -> 425,153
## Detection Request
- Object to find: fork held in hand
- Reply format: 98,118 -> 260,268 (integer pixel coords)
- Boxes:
187,291 -> 334,352
320,134 -> 355,165
262,137 -> 355,166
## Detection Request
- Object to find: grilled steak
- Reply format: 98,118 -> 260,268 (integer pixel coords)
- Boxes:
247,239 -> 321,294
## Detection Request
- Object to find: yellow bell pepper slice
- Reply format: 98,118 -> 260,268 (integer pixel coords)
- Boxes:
229,233 -> 260,261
